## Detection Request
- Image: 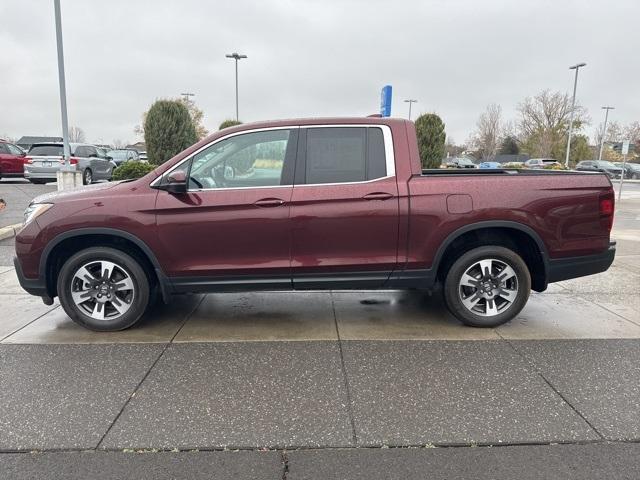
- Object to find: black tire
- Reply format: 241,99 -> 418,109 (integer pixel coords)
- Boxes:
57,247 -> 150,331
29,179 -> 47,185
82,168 -> 92,185
443,245 -> 531,327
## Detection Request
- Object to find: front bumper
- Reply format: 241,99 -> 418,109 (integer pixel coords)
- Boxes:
547,241 -> 616,283
13,255 -> 49,299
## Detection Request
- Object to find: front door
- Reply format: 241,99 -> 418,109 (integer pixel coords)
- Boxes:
154,128 -> 298,291
290,126 -> 400,289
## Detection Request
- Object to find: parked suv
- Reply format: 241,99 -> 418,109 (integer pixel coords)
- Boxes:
575,160 -> 623,179
0,139 -> 28,179
24,143 -> 115,185
15,118 -> 615,331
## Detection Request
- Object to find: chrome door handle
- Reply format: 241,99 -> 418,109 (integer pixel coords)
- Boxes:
254,198 -> 285,207
363,192 -> 393,201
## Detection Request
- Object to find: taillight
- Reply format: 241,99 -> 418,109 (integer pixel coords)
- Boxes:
24,157 -> 33,164
599,192 -> 615,232
59,157 -> 79,165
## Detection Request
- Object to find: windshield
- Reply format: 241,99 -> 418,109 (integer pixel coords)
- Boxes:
28,145 -> 63,156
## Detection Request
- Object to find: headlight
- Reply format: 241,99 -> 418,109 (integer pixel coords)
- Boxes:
23,203 -> 53,226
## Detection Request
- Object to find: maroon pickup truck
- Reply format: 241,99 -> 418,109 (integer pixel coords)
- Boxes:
14,117 -> 616,331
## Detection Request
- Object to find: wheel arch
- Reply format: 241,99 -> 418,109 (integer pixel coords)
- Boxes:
433,221 -> 549,292
41,228 -> 170,301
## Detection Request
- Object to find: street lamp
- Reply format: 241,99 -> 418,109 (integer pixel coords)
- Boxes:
598,106 -> 615,161
564,62 -> 587,168
54,0 -> 71,169
404,99 -> 418,120
225,52 -> 247,121
181,92 -> 195,103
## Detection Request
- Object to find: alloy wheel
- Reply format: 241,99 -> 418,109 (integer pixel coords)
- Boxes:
458,258 -> 519,317
70,260 -> 135,320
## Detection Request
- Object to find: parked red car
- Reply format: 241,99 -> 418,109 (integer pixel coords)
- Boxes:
14,118 -> 616,331
0,139 -> 27,179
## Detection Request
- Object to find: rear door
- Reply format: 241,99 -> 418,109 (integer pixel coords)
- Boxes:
289,125 -> 400,289
84,145 -> 110,179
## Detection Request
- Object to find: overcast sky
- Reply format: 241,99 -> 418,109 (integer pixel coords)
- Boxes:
1,0 -> 638,146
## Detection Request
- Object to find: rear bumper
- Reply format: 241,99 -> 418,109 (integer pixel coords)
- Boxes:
547,241 -> 616,283
13,255 -> 48,298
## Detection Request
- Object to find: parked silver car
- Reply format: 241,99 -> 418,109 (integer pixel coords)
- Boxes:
106,148 -> 140,167
24,143 -> 115,185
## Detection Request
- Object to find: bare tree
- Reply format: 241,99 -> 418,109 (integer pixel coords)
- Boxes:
112,139 -> 127,149
69,126 -> 86,143
471,103 -> 502,160
517,90 -> 588,158
624,121 -> 640,143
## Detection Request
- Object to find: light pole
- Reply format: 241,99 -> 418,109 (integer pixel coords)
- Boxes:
598,106 -> 615,161
564,62 -> 586,168
54,0 -> 71,169
181,92 -> 195,103
404,99 -> 418,120
225,52 -> 247,121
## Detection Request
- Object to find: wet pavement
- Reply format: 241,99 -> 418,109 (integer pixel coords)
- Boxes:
0,188 -> 638,478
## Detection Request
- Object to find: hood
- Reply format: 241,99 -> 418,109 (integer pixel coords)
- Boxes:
31,180 -> 126,205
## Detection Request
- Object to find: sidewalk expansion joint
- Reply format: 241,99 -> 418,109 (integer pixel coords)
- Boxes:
330,291 -> 358,446
94,295 -> 205,449
496,332 -> 605,441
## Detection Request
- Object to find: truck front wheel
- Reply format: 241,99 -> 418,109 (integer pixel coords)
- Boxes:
443,246 -> 531,327
57,247 -> 150,331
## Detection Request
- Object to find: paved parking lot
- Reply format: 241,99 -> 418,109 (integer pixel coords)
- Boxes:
0,180 -> 639,478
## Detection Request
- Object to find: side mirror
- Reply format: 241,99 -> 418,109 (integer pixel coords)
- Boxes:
162,170 -> 188,194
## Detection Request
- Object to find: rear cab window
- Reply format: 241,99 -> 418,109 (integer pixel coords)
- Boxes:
297,126 -> 390,185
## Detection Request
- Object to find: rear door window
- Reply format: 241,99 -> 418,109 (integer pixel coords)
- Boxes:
302,127 -> 387,185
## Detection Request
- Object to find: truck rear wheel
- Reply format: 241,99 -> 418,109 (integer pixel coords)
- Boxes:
57,247 -> 150,331
443,246 -> 530,327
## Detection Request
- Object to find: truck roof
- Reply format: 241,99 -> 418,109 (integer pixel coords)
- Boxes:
220,117 -> 408,131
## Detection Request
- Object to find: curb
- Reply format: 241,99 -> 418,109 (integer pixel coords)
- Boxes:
0,223 -> 23,241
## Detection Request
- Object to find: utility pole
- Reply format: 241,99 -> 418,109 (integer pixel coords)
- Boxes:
225,52 -> 247,121
181,92 -> 195,103
564,62 -> 586,167
54,0 -> 71,169
404,99 -> 418,120
598,106 -> 615,161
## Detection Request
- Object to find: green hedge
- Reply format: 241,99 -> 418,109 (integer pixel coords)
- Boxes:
112,162 -> 155,181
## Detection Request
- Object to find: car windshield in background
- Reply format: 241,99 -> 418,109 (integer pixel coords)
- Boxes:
28,145 -> 63,156
459,159 -> 474,166
107,150 -> 128,160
